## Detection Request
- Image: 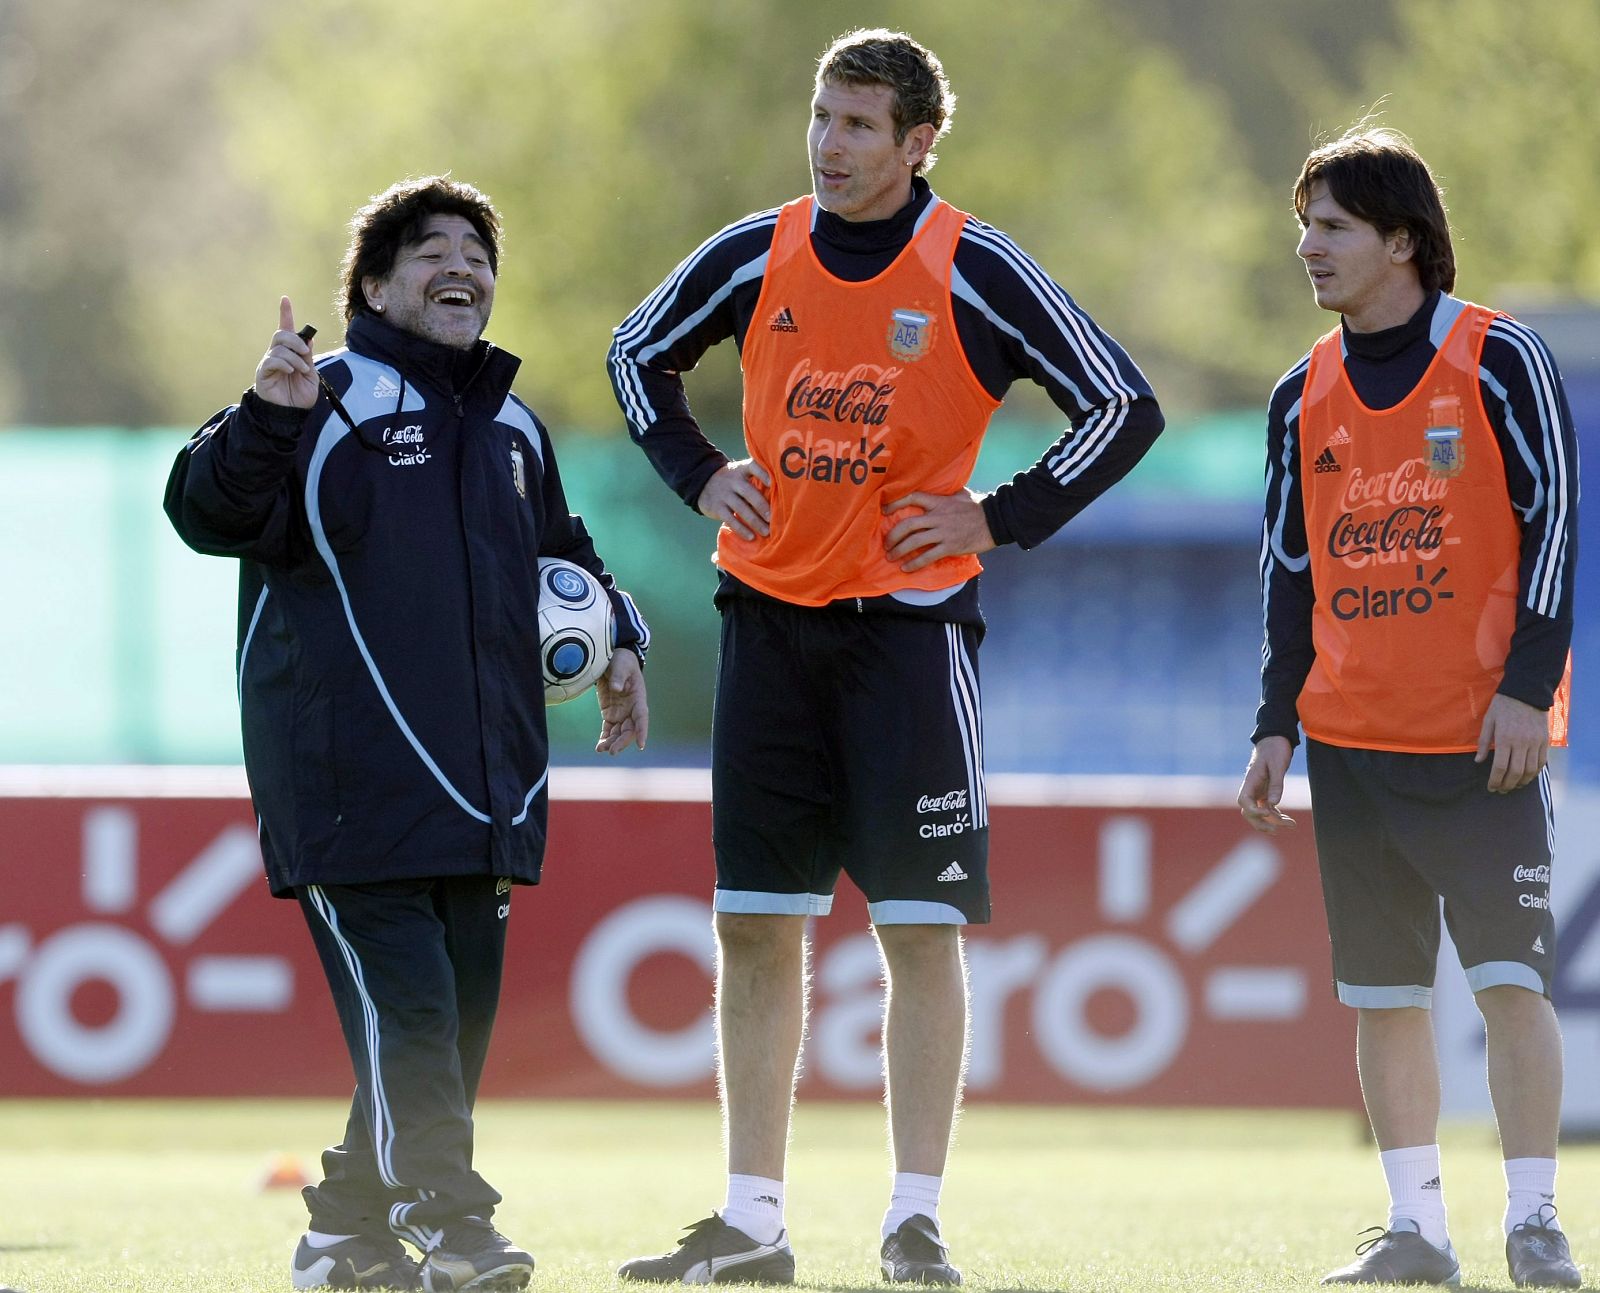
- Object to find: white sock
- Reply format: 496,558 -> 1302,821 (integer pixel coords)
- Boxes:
1380,1144 -> 1450,1250
722,1174 -> 785,1246
882,1172 -> 943,1241
303,1230 -> 358,1248
1504,1157 -> 1559,1234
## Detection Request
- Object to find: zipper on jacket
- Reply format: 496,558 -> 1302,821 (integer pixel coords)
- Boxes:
855,597 -> 863,613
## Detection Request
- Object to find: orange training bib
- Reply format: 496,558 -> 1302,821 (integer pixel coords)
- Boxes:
718,196 -> 1002,606
1298,302 -> 1569,751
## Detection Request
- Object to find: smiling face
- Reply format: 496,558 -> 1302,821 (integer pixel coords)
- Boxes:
1296,181 -> 1423,333
808,79 -> 932,223
363,214 -> 495,349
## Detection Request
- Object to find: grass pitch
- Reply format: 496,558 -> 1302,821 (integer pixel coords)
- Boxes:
1,1099 -> 1595,1291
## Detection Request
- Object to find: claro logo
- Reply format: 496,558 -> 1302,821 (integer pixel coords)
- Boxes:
0,808 -> 291,1085
778,428 -> 889,486
569,821 -> 1302,1094
1331,564 -> 1454,622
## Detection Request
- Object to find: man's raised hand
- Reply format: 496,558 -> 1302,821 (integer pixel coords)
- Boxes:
253,297 -> 320,409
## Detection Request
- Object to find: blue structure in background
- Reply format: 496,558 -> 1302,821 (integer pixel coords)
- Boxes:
1555,357 -> 1600,785
1507,304 -> 1600,785
980,499 -> 1262,775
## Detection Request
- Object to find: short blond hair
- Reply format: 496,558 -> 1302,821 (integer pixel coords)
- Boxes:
816,29 -> 955,175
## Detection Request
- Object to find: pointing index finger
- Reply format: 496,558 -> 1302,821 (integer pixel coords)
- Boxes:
279,296 -> 296,335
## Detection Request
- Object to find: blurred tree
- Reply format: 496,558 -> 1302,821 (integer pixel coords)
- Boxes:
909,1 -> 1290,412
0,0 -> 262,426
1117,0 -> 1399,177
140,0 -> 1284,431
0,0 -> 29,420
1352,0 -> 1600,302
4,0 -> 1594,432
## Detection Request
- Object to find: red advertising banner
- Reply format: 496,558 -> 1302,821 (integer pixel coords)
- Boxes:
0,769 -> 1357,1107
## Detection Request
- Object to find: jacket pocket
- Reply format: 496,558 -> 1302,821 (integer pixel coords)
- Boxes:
291,689 -> 345,839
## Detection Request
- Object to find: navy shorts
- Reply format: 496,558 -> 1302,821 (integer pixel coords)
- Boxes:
1305,738 -> 1556,1007
711,597 -> 990,925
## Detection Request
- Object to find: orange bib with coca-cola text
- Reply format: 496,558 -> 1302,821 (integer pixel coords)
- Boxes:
718,195 -> 1001,606
1298,302 -> 1569,751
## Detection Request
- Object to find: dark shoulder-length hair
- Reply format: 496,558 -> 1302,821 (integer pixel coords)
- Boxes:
338,175 -> 501,323
1294,125 -> 1455,293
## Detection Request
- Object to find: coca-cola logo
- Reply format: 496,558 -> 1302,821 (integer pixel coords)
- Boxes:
1338,458 -> 1449,513
784,360 -> 900,426
1514,864 -> 1552,885
1327,505 -> 1445,560
918,790 -> 969,813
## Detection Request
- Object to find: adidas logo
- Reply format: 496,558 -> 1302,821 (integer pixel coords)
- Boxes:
1533,935 -> 1546,955
1326,425 -> 1351,447
373,373 -> 400,399
936,862 -> 968,883
1422,1176 -> 1441,1191
768,307 -> 799,333
1314,446 -> 1342,473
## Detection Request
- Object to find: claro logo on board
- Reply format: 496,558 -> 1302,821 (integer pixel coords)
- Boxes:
0,808 -> 290,1085
568,819 -> 1304,1094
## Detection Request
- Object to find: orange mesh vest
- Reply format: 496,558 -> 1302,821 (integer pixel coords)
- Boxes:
1298,302 -> 1569,751
718,195 -> 1001,606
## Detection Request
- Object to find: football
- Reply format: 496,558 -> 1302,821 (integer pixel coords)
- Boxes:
537,557 -> 615,705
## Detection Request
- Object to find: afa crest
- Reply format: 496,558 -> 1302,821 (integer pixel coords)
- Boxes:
1423,393 -> 1464,479
510,441 -> 528,497
887,308 -> 935,362
1424,428 -> 1464,478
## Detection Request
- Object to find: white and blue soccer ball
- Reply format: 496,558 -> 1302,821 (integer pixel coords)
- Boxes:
537,557 -> 615,705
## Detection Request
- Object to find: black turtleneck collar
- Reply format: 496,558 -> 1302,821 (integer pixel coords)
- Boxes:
1336,289 -> 1444,412
812,175 -> 935,256
1342,289 -> 1441,363
346,311 -> 510,396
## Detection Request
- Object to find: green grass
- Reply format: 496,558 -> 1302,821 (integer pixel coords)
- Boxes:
1,1100 -> 1595,1291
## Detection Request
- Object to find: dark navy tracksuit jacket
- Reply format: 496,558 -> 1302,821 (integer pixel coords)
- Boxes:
165,313 -> 649,895
165,313 -> 650,1235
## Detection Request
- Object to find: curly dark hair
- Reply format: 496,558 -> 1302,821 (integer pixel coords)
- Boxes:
337,176 -> 502,323
1294,126 -> 1456,294
816,28 -> 955,175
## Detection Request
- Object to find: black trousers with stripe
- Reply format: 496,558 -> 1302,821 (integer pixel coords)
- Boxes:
296,876 -> 509,1243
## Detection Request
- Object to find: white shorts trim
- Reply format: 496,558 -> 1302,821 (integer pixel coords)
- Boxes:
713,889 -> 833,917
1335,981 -> 1433,1009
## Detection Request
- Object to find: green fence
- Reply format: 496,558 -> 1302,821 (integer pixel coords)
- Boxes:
0,415 -> 1262,764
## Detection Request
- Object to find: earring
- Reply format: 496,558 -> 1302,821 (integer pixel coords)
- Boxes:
375,303 -> 384,313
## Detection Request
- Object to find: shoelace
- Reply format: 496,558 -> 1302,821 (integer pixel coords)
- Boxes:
1509,1204 -> 1568,1261
676,1216 -> 727,1254
1352,1226 -> 1400,1257
1510,1202 -> 1562,1236
439,1219 -> 510,1258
